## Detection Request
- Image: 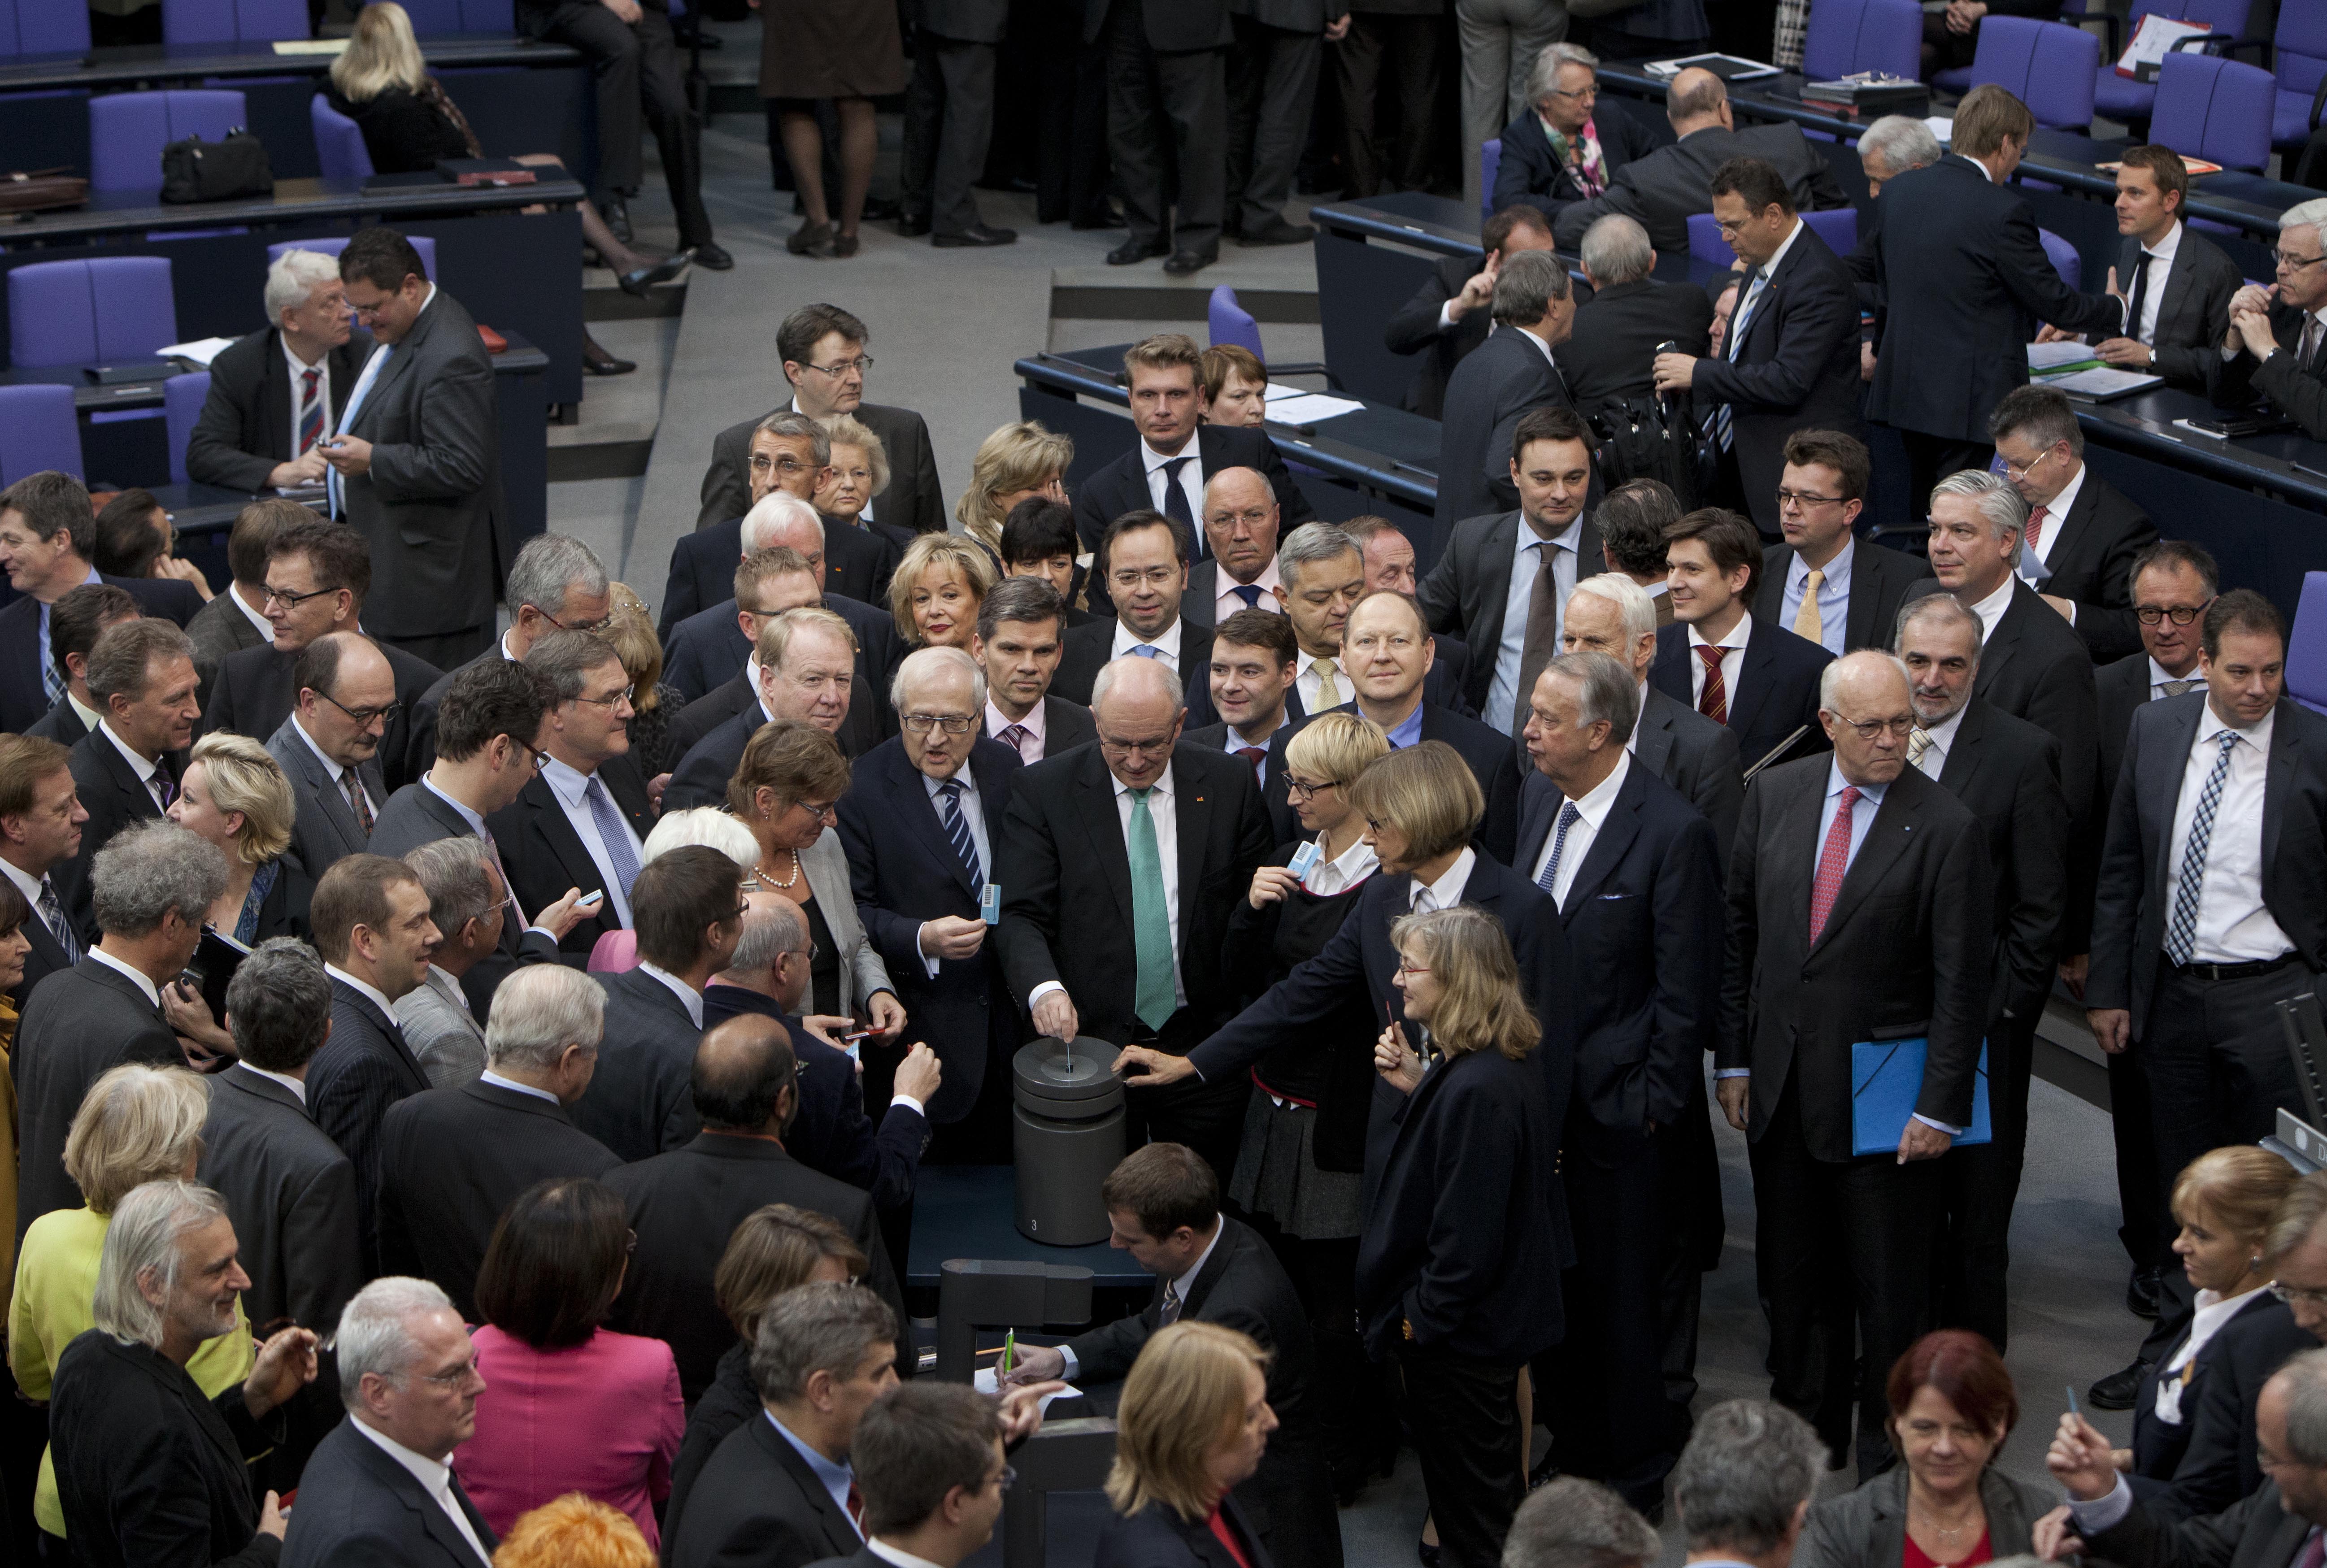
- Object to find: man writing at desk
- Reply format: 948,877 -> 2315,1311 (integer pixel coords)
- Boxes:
2214,197 -> 2327,440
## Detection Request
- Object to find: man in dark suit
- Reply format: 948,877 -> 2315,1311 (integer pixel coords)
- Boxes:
995,653 -> 1272,1182
2079,146 -> 2243,394
0,470 -> 200,735
1516,652 -> 1722,1512
184,248 -> 372,493
694,305 -> 944,536
835,648 -> 1024,1161
24,583 -> 138,749
0,734 -> 89,1007
1491,45 -> 1660,227
678,423 -> 896,620
1590,479 -> 1682,628
12,820 -> 216,1243
201,519 -> 439,788
1084,0 -> 1230,274
184,501 -> 303,710
1561,214 -> 1714,421
280,1277 -> 498,1568
265,634 -> 394,882
53,620 -> 202,942
970,576 -> 1098,764
1384,204 -> 1559,418
1719,651 -> 1994,1476
822,1384 -> 1024,1568
1896,595 -> 2069,1355
608,1017 -> 910,1401
1551,69 -> 1847,253
1221,0 -> 1335,248
325,229 -> 502,672
1434,252 -> 1577,533
1752,430 -> 1932,656
2214,200 -> 2327,439
1988,385 -> 2158,664
666,606 -> 884,810
1340,515 -> 1478,699
898,0 -> 1016,247
1002,1145 -> 1338,1568
1653,508 -> 1834,777
1051,511 -> 1217,707
1183,466 -> 1284,632
1183,608 -> 1299,774
486,630 -> 655,963
377,965 -> 621,1319
1866,87 -> 2128,504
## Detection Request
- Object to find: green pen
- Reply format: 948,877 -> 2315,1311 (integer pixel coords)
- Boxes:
1002,1329 -> 1015,1379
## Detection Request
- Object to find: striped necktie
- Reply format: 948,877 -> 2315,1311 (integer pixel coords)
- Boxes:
297,366 -> 323,456
937,779 -> 982,886
38,876 -> 78,964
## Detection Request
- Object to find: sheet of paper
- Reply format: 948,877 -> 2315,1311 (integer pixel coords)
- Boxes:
1265,391 -> 1365,426
159,337 -> 237,367
2047,367 -> 2163,398
271,38 -> 348,54
2027,340 -> 2097,371
1923,115 -> 1953,145
2117,14 -> 2210,75
973,1367 -> 1079,1415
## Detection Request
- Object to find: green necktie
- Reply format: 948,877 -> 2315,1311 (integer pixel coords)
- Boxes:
1127,787 -> 1177,1034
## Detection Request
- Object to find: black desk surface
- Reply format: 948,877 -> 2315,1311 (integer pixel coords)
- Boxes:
2079,386 -> 2327,510
0,173 -> 586,245
906,1166 -> 1153,1291
0,334 -> 551,410
0,32 -> 578,91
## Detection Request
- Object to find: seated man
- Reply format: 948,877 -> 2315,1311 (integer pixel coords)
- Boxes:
1384,203 -> 1560,420
1561,215 -> 1714,422
2065,145 -> 2241,394
184,248 -> 372,495
2213,196 -> 2327,440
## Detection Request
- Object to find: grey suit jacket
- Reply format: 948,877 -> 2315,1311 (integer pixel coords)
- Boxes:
1416,507 -> 1604,717
1796,1464 -> 2053,1568
2118,226 -> 2243,392
800,826 -> 898,1019
695,400 -> 945,536
266,715 -> 383,882
196,1064 -> 363,1339
1553,121 -> 1849,252
1434,329 -> 1572,527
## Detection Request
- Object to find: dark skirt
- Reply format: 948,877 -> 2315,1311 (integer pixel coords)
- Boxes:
758,0 -> 905,100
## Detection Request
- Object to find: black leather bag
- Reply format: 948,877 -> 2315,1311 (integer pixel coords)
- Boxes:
159,131 -> 273,204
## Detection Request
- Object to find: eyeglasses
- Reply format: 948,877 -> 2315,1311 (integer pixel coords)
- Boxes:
2135,603 -> 2211,625
626,1228 -> 637,1255
1396,961 -> 1432,977
538,607 -> 617,635
1284,776 -> 1338,801
902,713 -> 977,734
1545,83 -> 1597,102
318,689 -> 403,728
2273,249 -> 2327,270
789,798 -> 840,821
804,355 -> 874,377
1110,566 -> 1181,590
1998,447 -> 2061,481
1098,734 -> 1175,757
1836,715 -> 1917,741
2270,1281 -> 2327,1308
993,1465 -> 1020,1494
570,683 -> 636,709
261,582 -> 337,608
1775,489 -> 1846,511
417,1357 -> 482,1388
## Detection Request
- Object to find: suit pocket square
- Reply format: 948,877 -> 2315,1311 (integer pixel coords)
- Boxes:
1850,1037 -> 1992,1157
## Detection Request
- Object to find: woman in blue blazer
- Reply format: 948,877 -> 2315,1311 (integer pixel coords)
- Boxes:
1096,1322 -> 1280,1568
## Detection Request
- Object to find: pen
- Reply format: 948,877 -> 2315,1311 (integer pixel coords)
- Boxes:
1002,1329 -> 1015,1379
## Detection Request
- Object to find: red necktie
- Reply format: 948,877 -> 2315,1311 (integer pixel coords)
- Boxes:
1696,645 -> 1728,726
1809,785 -> 1860,944
845,1478 -> 865,1536
2023,503 -> 2049,557
1235,746 -> 1266,781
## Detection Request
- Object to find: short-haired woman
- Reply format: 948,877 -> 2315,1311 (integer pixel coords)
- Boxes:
167,732 -> 313,945
817,415 -> 912,555
602,582 -> 686,780
8,1065 -> 250,1549
1796,1330 -> 2057,1568
461,1177 -> 685,1547
956,422 -> 1074,557
1097,1322 -> 1281,1568
493,1494 -> 657,1568
1200,344 -> 1268,428
889,533 -> 999,652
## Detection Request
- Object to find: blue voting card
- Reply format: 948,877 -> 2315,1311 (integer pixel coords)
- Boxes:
1850,1036 -> 1992,1156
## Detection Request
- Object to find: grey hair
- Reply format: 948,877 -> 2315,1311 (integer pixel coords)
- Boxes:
1580,216 -> 1655,287
741,489 -> 826,554
2284,198 -> 2327,240
2278,1348 -> 2327,1464
1930,468 -> 2028,560
752,409 -> 833,466
1859,115 -> 1942,177
644,806 -> 761,871
1820,649 -> 1914,711
404,835 -> 500,939
1672,1399 -> 1827,1555
264,248 -> 341,322
86,619 -> 196,706
1526,40 -> 1599,105
483,963 -> 606,1073
93,1180 -> 231,1351
726,899 -> 807,979
505,534 -> 609,622
750,1280 -> 899,1404
1542,651 -> 1640,738
1278,521 -> 1362,589
1894,592 -> 1986,664
1572,573 -> 1657,646
1504,1477 -> 1661,1568
891,644 -> 988,714
335,1276 -> 457,1406
226,937 -> 334,1072
526,628 -> 623,703
1493,249 -> 1572,327
91,821 -> 229,938
1090,652 -> 1187,717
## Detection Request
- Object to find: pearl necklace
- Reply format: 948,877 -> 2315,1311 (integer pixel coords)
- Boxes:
760,846 -> 802,890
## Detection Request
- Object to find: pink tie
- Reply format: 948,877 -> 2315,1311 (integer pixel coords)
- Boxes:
2024,504 -> 2048,556
1809,786 -> 1860,945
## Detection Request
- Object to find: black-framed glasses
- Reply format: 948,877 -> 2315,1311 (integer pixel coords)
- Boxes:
902,713 -> 976,734
1284,775 -> 1338,802
570,683 -> 636,709
318,690 -> 403,728
1837,715 -> 1916,741
2273,249 -> 2327,270
2135,604 -> 2210,625
262,582 -> 337,608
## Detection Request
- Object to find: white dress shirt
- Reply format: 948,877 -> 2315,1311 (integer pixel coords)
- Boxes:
478,1069 -> 558,1105
1140,440 -> 1208,528
1489,515 -> 1584,733
867,1542 -> 948,1568
228,582 -> 276,643
422,776 -> 491,838
1302,834 -> 1379,896
2130,220 -> 2183,348
986,696 -> 1048,762
1213,556 -> 1283,623
1294,652 -> 1350,717
1728,217 -> 1803,352
90,946 -> 163,1008
1531,751 -> 1630,906
65,692 -> 101,736
1781,538 -> 1853,658
97,719 -> 168,812
638,960 -> 708,1027
1109,616 -> 1184,674
294,714 -> 378,820
2017,461 -> 2085,590
324,962 -> 399,1020
2166,705 -> 2293,965
539,756 -> 645,928
282,333 -> 332,462
1685,612 -> 1753,713
1410,846 -> 1478,913
1910,703 -> 1969,780
2156,1284 -> 2266,1425
1966,575 -> 2017,642
1026,764 -> 1185,1012
350,1419 -> 493,1567
235,1060 -> 308,1105
918,766 -> 992,977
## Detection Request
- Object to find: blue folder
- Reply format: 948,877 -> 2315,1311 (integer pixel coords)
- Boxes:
1849,1037 -> 1992,1156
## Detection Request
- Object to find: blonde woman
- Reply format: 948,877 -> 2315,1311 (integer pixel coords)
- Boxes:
8,1064 -> 250,1548
1097,1322 -> 1280,1568
954,422 -> 1074,555
165,731 -> 312,945
603,582 -> 687,779
888,533 -> 998,651
816,415 -> 911,554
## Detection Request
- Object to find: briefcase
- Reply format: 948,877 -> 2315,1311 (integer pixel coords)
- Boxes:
160,131 -> 274,204
0,167 -> 89,216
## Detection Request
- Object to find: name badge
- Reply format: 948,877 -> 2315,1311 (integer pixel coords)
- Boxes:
1287,841 -> 1323,882
981,884 -> 1002,925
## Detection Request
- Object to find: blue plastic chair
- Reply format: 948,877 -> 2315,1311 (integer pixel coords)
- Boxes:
1481,138 -> 1502,225
165,371 -> 211,486
2274,0 -> 2327,152
2150,50 -> 2274,173
2040,228 -> 2080,288
0,0 -> 91,53
8,257 -> 179,369
0,385 -> 83,484
88,89 -> 249,195
2290,572 -> 2327,715
1938,17 -> 2101,130
1208,286 -> 1265,358
162,0 -> 310,45
1801,0 -> 1922,81
2091,0 -> 2251,125
311,94 -> 375,181
1683,208 -> 1858,267
265,234 -> 435,278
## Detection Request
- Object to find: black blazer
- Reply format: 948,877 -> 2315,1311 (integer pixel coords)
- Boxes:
279,1413 -> 497,1568
1636,685 -> 1746,869
1093,1496 -> 1274,1568
1490,104 -> 1661,228
666,1344 -> 760,1555
0,574 -> 199,732
1866,156 -> 2127,443
661,594 -> 905,755
1515,760 -> 1723,1129
2026,469 -> 2158,664
1718,757 -> 1995,1163
7,872 -> 74,1009
1933,698 -> 2069,1028
1069,424 -> 1314,566
659,511 -> 896,632
49,1331 -> 281,1568
1385,252 -> 1495,419
665,1406 -> 866,1568
2089,695 -> 2327,1038
2130,1294 -> 2315,1524
2210,298 -> 2327,439
2118,226 -> 2243,393
1559,277 -> 1714,420
2096,650 -> 2163,810
183,325 -> 373,493
11,957 -> 179,1243
1257,699 -> 1523,864
305,977 -> 432,1269
694,400 -> 947,538
196,1064 -> 365,1338
323,80 -> 472,171
376,1078 -> 621,1320
1050,616 -> 1216,707
483,753 -> 656,960
363,780 -> 552,1015
24,697 -> 89,746
1552,121 -> 1849,252
1753,538 -> 1933,655
606,1132 -> 909,1402
51,721 -> 178,943
203,639 -> 439,793
265,712 -> 384,882
1416,508 -> 1604,718
995,741 -> 1273,1047
2079,1477 -> 2316,1568
575,967 -> 706,1162
834,735 -> 1023,1122
1688,223 -> 1866,535
188,589 -> 270,710
1650,616 -> 1835,778
1435,328 -> 1572,528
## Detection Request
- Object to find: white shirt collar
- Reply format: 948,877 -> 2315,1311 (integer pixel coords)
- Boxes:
281,330 -> 327,374
638,960 -> 706,1028
325,962 -> 399,1019
2040,460 -> 2086,523
1687,609 -> 1753,652
1110,617 -> 1183,663
2144,220 -> 2183,264
1967,575 -> 2018,639
866,1543 -> 948,1568
293,713 -> 358,784
1564,749 -> 1631,829
1111,763 -> 1176,803
97,718 -> 160,782
1304,833 -> 1380,895
235,1060 -> 307,1105
1922,702 -> 1970,753
67,692 -> 101,734
89,946 -> 162,1008
1411,846 -> 1478,912
1755,217 -> 1805,280
229,582 -> 276,643
1957,152 -> 1999,183
2199,699 -> 2276,749
349,1415 -> 488,1567
1221,555 -> 1283,599
2149,656 -> 2197,691
1170,1221 -> 1226,1290
479,1068 -> 559,1105
0,855 -> 42,909
539,754 -> 601,808
924,766 -> 977,800
1140,436 -> 1197,472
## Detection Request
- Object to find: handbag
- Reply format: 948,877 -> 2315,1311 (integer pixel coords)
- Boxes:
0,167 -> 89,216
160,131 -> 274,205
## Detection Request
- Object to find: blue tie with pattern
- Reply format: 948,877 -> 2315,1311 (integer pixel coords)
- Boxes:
584,775 -> 642,904
2165,731 -> 2240,966
1535,803 -> 1581,899
937,779 -> 981,887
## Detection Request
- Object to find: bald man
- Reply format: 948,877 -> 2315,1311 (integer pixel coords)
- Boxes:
1185,467 -> 1284,631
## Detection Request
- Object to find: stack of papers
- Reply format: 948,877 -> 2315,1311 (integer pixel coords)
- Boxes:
2027,340 -> 2097,371
2046,366 -> 2163,399
159,337 -> 237,367
1264,384 -> 1364,427
973,1368 -> 1079,1414
1923,115 -> 1953,145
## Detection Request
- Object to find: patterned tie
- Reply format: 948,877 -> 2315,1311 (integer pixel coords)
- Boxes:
1230,584 -> 1264,610
1808,785 -> 1861,945
1714,266 -> 1766,451
2024,503 -> 2049,558
1514,540 -> 1561,741
1310,657 -> 1341,711
2304,318 -> 2323,374
1907,727 -> 1936,775
1159,1278 -> 1184,1324
1159,456 -> 1197,540
1535,802 -> 1582,899
2165,731 -> 2241,966
936,778 -> 982,886
297,366 -> 323,456
342,768 -> 374,836
39,617 -> 63,705
38,876 -> 78,964
1127,787 -> 1177,1034
1696,645 -> 1729,725
2161,679 -> 2199,698
1793,569 -> 1825,645
1000,723 -> 1030,758
584,775 -> 643,903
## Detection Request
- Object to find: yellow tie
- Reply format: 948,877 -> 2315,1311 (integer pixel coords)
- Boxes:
1792,569 -> 1825,645
1908,727 -> 1934,773
1312,657 -> 1341,710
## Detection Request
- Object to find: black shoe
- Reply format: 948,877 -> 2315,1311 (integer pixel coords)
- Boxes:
582,344 -> 636,376
617,254 -> 690,297
1163,245 -> 1218,276
1239,216 -> 1316,246
601,195 -> 633,244
896,213 -> 931,238
863,194 -> 901,222
2128,1264 -> 2164,1319
1107,237 -> 1169,265
1417,1542 -> 1440,1568
2088,1358 -> 2152,1411
687,241 -> 734,271
934,222 -> 1017,248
